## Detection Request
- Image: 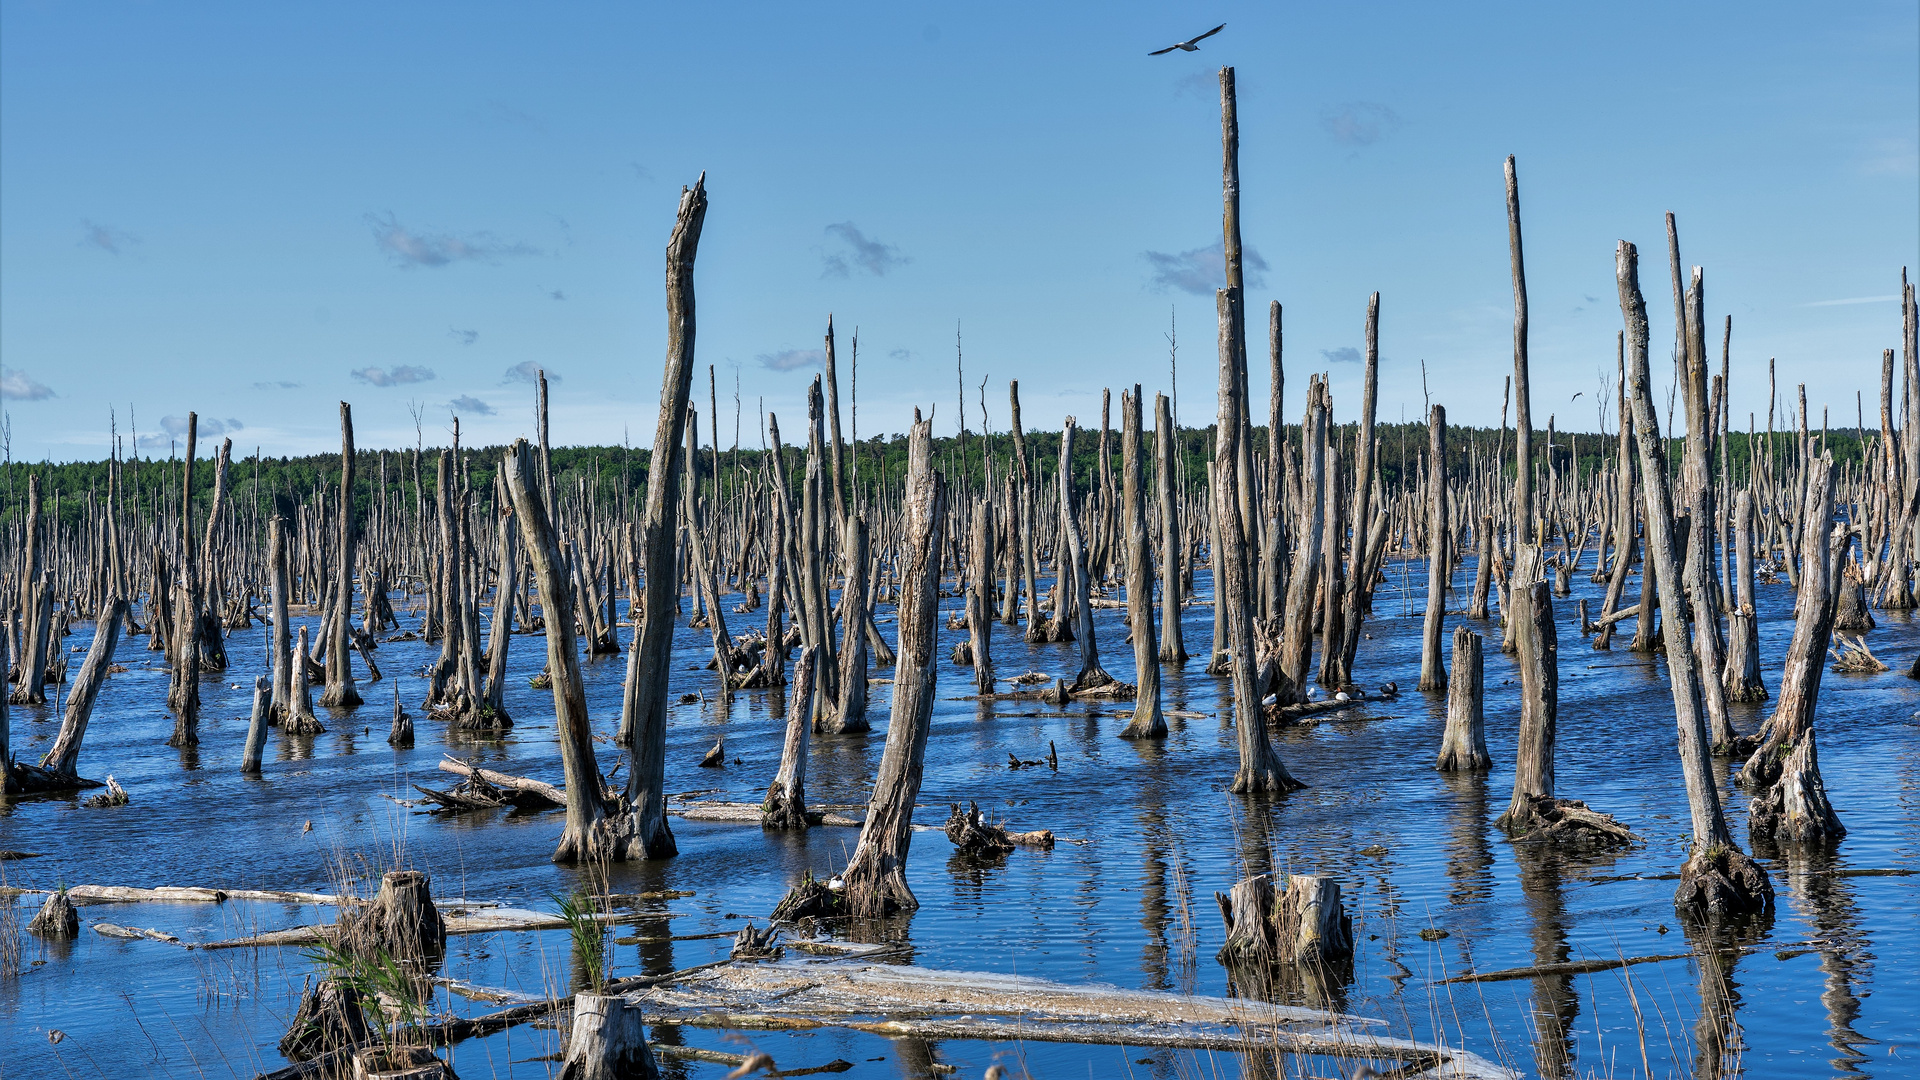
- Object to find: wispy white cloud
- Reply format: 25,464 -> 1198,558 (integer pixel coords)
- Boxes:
503,361 -> 556,384
1,369 -> 55,400
822,223 -> 909,278
1800,295 -> 1900,307
160,415 -> 243,436
1320,347 -> 1363,365
449,394 -> 496,416
351,364 -> 436,387
759,348 -> 824,372
365,212 -> 540,267
253,380 -> 301,390
1142,238 -> 1268,296
451,328 -> 479,345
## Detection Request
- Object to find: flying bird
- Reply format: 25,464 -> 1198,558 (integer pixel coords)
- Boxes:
1571,391 -> 1585,402
1149,23 -> 1225,55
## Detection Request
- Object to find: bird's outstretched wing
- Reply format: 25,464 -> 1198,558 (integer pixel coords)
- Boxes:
1190,23 -> 1225,44
1148,44 -> 1179,55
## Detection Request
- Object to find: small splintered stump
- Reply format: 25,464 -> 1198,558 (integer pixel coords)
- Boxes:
1833,564 -> 1874,632
83,776 -> 130,808
335,870 -> 446,965
1676,846 -> 1774,919
729,923 -> 782,961
559,993 -> 659,1080
762,646 -> 817,830
1831,636 -> 1887,673
1747,732 -> 1846,845
1215,873 -> 1352,968
351,1046 -> 458,1080
389,685 -> 414,748
769,871 -> 842,923
944,802 -> 1015,855
698,738 -> 726,768
1501,794 -> 1638,850
28,890 -> 80,937
949,641 -> 973,666
1436,626 -> 1489,771
279,976 -> 371,1061
285,625 -> 327,735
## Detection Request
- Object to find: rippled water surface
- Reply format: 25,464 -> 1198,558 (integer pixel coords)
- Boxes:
2,555 -> 1917,1079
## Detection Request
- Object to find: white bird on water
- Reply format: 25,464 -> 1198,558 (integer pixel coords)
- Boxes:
1148,23 -> 1225,56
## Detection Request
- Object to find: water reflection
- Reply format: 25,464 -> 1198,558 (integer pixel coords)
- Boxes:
1442,770 -> 1493,907
1779,846 -> 1877,1074
1512,845 -> 1579,1078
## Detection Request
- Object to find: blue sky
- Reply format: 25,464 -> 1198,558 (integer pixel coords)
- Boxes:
2,1 -> 1914,461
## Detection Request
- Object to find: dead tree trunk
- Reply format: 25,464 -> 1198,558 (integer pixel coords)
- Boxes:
321,402 -> 362,709
1155,392 -> 1188,663
1722,489 -> 1767,701
1121,386 -> 1166,739
1279,378 -> 1328,696
1061,418 -> 1111,691
1010,381 -> 1044,642
966,499 -> 995,693
1418,405 -> 1449,691
285,625 -> 325,735
1618,239 -> 1772,917
762,645 -> 819,830
1216,288 -> 1301,794
242,677 -> 271,774
619,175 -> 709,861
1496,550 -> 1555,827
37,596 -> 129,780
560,993 -> 660,1080
1334,293 -> 1381,685
838,414 -> 945,916
1740,454 -> 1844,844
10,475 -> 47,706
426,450 -> 459,706
1436,625 -> 1489,770
1469,514 -> 1494,620
824,515 -> 870,733
269,515 -> 293,721
504,439 -> 630,864
484,480 -> 517,721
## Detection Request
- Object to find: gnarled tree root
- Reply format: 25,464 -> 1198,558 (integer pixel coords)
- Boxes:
1676,846 -> 1774,918
1497,794 -> 1637,850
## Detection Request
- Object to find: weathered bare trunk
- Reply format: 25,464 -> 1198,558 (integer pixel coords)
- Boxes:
38,596 -> 129,779
1280,379 -> 1327,695
1469,515 -> 1493,621
484,479 -> 517,721
1334,293 -> 1380,685
242,676 -> 271,774
285,625 -> 325,735
762,645 -> 819,830
1154,392 -> 1188,663
1722,489 -> 1766,701
269,515 -> 293,721
966,499 -> 994,694
1618,240 -> 1772,917
560,993 -> 660,1080
1061,418 -> 1110,691
1010,381 -> 1044,642
825,515 -> 870,733
1121,386 -> 1166,739
1418,405 -> 1449,691
1436,625 -> 1489,770
320,403 -> 362,709
1497,550 -> 1555,827
839,415 -> 945,916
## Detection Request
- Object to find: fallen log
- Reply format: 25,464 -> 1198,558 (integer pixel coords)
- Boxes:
435,757 -> 565,808
1432,951 -> 1693,984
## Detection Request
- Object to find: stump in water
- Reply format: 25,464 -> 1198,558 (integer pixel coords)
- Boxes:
698,738 -> 725,768
944,802 -> 1016,855
335,870 -> 445,965
761,646 -> 817,830
389,682 -> 414,748
1215,873 -> 1352,967
285,625 -> 327,735
1417,404 -> 1449,692
83,776 -> 129,808
1436,626 -> 1489,770
559,993 -> 659,1080
1747,731 -> 1845,845
351,1046 -> 458,1080
279,976 -> 370,1061
1833,562 -> 1874,632
27,889 -> 79,937
729,923 -> 782,961
769,870 -> 841,923
242,677 -> 272,774
1500,793 -> 1638,850
1676,845 -> 1776,920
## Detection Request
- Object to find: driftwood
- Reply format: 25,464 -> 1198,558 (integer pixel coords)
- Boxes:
435,758 -> 565,808
1433,952 -> 1694,985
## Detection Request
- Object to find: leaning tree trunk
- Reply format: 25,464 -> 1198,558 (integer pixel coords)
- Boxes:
1741,454 -> 1845,845
483,481 -> 517,721
1418,404 -> 1449,692
504,439 -> 631,864
36,595 -> 129,781
762,645 -> 819,830
1121,386 -> 1166,739
619,175 -> 709,861
1618,239 -> 1772,917
320,402 -> 362,709
839,415 -> 945,917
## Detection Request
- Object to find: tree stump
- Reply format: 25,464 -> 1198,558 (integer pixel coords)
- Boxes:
558,993 -> 659,1080
1436,626 -> 1489,770
944,802 -> 1015,855
280,975 -> 371,1061
1499,793 -> 1637,850
1215,873 -> 1352,967
1213,874 -> 1280,965
1676,846 -> 1774,919
1747,732 -> 1846,845
1833,563 -> 1875,632
352,1046 -> 458,1080
336,870 -> 445,964
27,889 -> 79,937
729,923 -> 782,960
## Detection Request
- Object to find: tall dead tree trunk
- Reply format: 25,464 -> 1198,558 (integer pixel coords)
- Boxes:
620,175 -> 709,861
825,515 -> 870,733
762,645 -> 819,830
1418,405 -> 1449,692
320,402 -> 362,709
839,415 -> 945,916
484,478 -> 517,721
1334,293 -> 1381,685
1009,381 -> 1044,641
1740,454 -> 1844,844
1618,239 -> 1773,917
1436,625 -> 1489,770
168,415 -> 202,747
1121,386 -> 1166,739
1507,156 -> 1535,545
1061,418 -> 1110,691
1154,392 -> 1188,663
966,499 -> 994,693
1722,489 -> 1766,701
268,514 -> 293,721
1279,378 -> 1327,695
1217,287 -> 1302,794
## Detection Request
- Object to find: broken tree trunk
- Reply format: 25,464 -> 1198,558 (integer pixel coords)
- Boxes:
1334,293 -> 1381,686
559,993 -> 660,1080
1436,625 -> 1489,770
1418,404 -> 1449,692
620,175 -> 710,861
269,514 -> 294,721
320,402 -> 362,709
335,869 -> 446,964
1722,489 -> 1767,701
242,677 -> 272,774
1741,453 -> 1845,845
36,595 -> 128,782
284,625 -> 326,735
762,645 -> 818,830
1154,392 -> 1188,663
1618,239 -> 1772,917
838,414 -> 945,916
1121,386 -> 1166,739
966,499 -> 994,694
824,515 -> 870,732
1060,418 -> 1111,691
1216,873 -> 1352,968
504,439 -> 632,864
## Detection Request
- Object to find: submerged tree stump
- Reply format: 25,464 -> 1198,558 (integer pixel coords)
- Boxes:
27,889 -> 79,937
351,1046 -> 458,1080
559,993 -> 659,1080
1215,873 -> 1352,968
335,870 -> 445,965
1499,793 -> 1637,850
279,976 -> 371,1061
943,802 -> 1016,855
1747,731 -> 1845,845
1436,625 -> 1489,770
